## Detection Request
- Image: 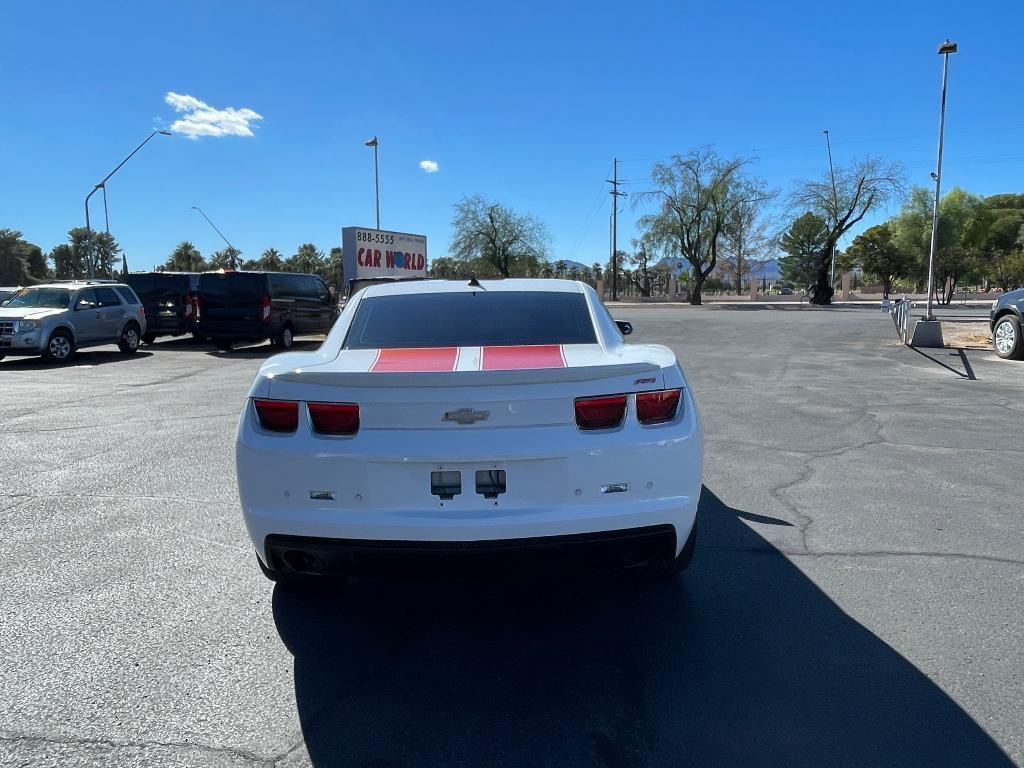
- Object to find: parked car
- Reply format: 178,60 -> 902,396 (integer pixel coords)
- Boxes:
0,287 -> 22,305
197,270 -> 338,351
778,286 -> 793,295
236,278 -> 704,582
0,281 -> 146,363
124,272 -> 201,344
990,288 -> 1024,359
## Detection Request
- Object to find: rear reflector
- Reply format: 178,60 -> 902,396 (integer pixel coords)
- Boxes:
308,402 -> 360,435
253,399 -> 299,432
637,389 -> 682,424
575,395 -> 627,430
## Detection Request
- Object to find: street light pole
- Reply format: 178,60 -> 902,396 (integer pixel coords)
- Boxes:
823,129 -> 838,290
191,206 -> 238,268
925,39 -> 958,321
365,136 -> 380,229
83,129 -> 171,278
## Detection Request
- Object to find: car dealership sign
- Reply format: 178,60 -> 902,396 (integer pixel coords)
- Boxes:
342,227 -> 427,281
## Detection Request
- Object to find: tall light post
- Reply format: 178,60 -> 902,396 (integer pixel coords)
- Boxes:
84,129 -> 171,278
822,129 -> 838,290
365,136 -> 380,230
191,206 -> 238,268
925,39 -> 958,321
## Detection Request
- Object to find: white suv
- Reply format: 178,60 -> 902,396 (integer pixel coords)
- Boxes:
0,281 -> 147,364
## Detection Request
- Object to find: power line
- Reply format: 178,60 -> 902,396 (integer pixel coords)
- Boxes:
615,124 -> 1024,164
567,162 -> 613,261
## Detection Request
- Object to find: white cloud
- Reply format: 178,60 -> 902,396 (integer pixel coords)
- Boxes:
164,91 -> 263,140
419,160 -> 439,173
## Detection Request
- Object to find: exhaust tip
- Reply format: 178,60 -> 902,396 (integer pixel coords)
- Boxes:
281,549 -> 321,574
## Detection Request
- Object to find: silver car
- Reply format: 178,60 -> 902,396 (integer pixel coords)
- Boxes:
0,281 -> 147,364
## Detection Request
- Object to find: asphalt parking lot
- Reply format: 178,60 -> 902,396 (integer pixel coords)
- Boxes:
1,308 -> 1021,767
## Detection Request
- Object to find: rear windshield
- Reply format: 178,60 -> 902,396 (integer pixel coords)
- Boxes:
199,272 -> 265,300
5,287 -> 72,309
344,291 -> 597,349
126,273 -> 188,296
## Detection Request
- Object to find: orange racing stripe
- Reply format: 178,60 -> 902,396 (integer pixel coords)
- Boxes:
371,347 -> 459,372
481,345 -> 566,371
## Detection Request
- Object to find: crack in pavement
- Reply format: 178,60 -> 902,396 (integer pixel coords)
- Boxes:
760,411 -> 887,553
0,730 -> 305,767
781,549 -> 1024,567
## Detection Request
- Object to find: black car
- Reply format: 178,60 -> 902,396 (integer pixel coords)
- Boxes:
990,288 -> 1024,359
124,272 -> 202,344
196,270 -> 338,351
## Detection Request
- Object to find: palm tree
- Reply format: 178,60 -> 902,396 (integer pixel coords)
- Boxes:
287,243 -> 325,274
258,248 -> 285,271
166,241 -> 202,272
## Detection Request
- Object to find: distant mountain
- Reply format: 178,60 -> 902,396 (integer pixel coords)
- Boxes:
550,259 -> 592,270
752,258 -> 780,280
657,256 -> 781,281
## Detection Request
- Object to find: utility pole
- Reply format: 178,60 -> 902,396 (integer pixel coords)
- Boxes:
607,158 -> 626,301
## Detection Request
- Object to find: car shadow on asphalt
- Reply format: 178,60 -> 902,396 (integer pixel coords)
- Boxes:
0,350 -> 154,369
271,487 -> 1012,768
202,340 -> 322,359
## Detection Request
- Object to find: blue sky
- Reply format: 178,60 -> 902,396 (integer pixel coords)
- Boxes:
2,0 -> 1022,271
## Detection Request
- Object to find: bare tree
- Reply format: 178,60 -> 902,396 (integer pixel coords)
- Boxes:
719,181 -> 777,294
450,195 -> 550,277
789,157 -> 905,304
635,147 -> 752,305
623,236 -> 658,297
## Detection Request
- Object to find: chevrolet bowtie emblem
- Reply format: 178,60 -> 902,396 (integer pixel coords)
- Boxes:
443,408 -> 491,425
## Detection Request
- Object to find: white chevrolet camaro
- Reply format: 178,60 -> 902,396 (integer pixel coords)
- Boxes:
235,278 -> 703,581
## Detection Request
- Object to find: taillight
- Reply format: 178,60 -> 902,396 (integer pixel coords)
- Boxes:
575,395 -> 627,430
261,294 -> 271,322
308,402 -> 360,435
139,305 -> 145,318
195,294 -> 203,319
253,399 -> 298,432
637,389 -> 682,424
184,294 -> 193,316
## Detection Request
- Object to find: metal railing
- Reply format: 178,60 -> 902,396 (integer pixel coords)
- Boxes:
889,295 -> 913,345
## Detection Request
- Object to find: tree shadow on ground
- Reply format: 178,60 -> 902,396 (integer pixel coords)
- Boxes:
709,303 -> 865,311
272,487 -> 1012,768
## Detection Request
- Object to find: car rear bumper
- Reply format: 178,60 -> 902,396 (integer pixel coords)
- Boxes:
246,490 -> 698,563
145,316 -> 192,335
264,524 -> 679,577
197,320 -> 273,340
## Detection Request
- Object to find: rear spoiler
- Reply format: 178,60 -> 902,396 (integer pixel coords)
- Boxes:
270,362 -> 661,388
